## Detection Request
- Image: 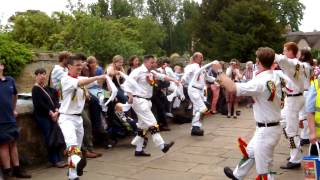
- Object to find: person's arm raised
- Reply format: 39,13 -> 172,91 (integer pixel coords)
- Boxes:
78,75 -> 106,87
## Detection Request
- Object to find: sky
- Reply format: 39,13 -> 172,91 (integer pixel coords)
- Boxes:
0,0 -> 319,32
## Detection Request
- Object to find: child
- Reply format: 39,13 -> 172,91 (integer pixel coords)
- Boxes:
114,103 -> 137,134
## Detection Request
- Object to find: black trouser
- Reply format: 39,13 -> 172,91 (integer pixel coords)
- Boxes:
152,89 -> 168,127
88,94 -> 103,131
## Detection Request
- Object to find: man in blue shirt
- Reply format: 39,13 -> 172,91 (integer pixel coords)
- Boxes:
0,61 -> 31,178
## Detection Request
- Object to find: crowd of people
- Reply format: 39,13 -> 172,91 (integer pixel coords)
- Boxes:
0,41 -> 320,180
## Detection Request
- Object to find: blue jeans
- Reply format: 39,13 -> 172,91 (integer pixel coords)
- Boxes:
34,115 -> 63,164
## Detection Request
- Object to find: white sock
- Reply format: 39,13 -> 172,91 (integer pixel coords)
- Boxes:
160,143 -> 165,150
136,143 -> 143,151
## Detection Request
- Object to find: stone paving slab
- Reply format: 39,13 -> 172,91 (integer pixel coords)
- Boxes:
28,108 -> 305,180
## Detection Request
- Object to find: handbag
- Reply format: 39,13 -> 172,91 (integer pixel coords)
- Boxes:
303,142 -> 320,180
48,122 -> 65,149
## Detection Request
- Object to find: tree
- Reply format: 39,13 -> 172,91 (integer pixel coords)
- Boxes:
89,0 -> 110,18
0,34 -> 32,77
147,0 -> 182,54
172,0 -> 200,54
111,0 -> 134,18
128,0 -> 145,17
9,10 -> 57,48
193,0 -> 284,61
270,0 -> 305,32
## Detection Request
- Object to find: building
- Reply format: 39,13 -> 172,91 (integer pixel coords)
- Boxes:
286,31 -> 320,50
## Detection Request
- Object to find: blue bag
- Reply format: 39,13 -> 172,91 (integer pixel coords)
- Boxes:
303,142 -> 320,180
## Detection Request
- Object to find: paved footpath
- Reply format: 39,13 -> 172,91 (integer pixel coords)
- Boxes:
30,108 -> 305,180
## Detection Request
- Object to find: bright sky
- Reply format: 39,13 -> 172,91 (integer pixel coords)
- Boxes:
0,0 -> 319,32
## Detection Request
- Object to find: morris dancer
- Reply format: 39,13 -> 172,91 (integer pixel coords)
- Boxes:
276,42 -> 309,169
298,48 -> 313,146
122,55 -> 177,156
58,54 -> 106,180
221,47 -> 283,180
183,52 -> 215,136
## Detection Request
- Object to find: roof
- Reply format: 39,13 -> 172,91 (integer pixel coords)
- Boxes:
286,31 -> 320,49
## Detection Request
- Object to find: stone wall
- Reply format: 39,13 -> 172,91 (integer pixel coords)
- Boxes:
16,99 -> 48,166
16,53 -> 58,93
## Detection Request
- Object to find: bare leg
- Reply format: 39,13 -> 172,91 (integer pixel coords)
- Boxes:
227,102 -> 232,117
0,143 -> 11,169
234,102 -> 238,118
9,141 -> 20,166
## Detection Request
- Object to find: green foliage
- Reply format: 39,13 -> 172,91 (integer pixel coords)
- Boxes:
270,0 -> 305,32
3,0 -> 304,63
312,49 -> 320,60
194,0 -> 285,62
89,0 -> 110,17
9,10 -> 57,49
111,0 -> 133,18
0,34 -> 33,77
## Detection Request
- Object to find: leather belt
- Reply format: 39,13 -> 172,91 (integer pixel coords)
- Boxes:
256,122 -> 280,128
286,93 -> 302,97
133,95 -> 151,101
60,113 -> 82,116
192,85 -> 202,90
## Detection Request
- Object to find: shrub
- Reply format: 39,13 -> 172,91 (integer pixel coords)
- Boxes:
0,34 -> 33,77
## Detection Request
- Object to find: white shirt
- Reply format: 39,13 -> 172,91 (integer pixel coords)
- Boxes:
165,67 -> 176,79
275,55 -> 307,94
236,70 -> 282,123
301,62 -> 312,90
181,64 -> 197,86
59,75 -> 86,114
188,63 -> 215,90
127,64 -> 165,99
51,65 -> 68,90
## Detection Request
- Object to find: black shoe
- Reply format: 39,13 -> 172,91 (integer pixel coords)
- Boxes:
12,166 -> 31,178
233,116 -> 237,119
227,115 -> 231,118
69,178 -> 80,180
135,150 -> 151,157
162,141 -> 175,153
280,162 -> 301,169
223,167 -> 239,180
76,158 -> 87,176
191,126 -> 204,136
300,139 -> 310,146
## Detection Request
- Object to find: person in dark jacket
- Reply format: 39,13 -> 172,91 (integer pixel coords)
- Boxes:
32,68 -> 66,168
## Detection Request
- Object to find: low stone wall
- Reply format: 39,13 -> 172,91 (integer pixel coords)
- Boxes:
16,99 -> 48,166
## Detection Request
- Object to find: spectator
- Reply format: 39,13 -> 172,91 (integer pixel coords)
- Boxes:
242,61 -> 254,82
313,59 -> 320,79
31,68 -> 66,168
50,51 -> 71,90
174,65 -> 183,80
209,60 -> 222,114
226,59 -> 241,118
78,54 -> 103,158
127,55 -> 140,75
242,61 -> 254,108
0,61 -> 31,178
106,55 -> 127,103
